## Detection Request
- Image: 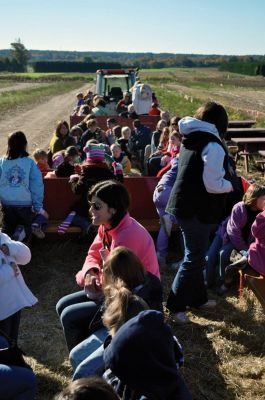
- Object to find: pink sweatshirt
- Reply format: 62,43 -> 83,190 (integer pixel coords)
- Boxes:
76,213 -> 160,287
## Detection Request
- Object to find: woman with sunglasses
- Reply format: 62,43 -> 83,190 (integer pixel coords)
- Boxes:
56,180 -> 160,353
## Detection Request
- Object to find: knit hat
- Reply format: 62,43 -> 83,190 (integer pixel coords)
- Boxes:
84,143 -> 108,163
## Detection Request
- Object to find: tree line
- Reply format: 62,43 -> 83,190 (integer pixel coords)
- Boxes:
1,41 -> 265,74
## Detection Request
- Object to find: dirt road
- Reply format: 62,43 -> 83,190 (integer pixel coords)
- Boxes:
0,83 -> 91,153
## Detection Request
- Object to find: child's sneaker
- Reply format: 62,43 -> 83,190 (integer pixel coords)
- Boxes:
12,225 -> 26,242
31,224 -> 45,239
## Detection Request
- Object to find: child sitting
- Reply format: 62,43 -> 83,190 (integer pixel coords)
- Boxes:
105,118 -> 118,146
76,92 -> 85,108
160,131 -> 181,168
226,209 -> 265,281
103,310 -> 191,400
32,149 -> 50,173
117,126 -> 132,159
69,246 -> 162,380
70,125 -> 84,152
51,146 -> 80,177
206,184 -> 265,294
110,143 -> 131,175
68,142 -> 121,235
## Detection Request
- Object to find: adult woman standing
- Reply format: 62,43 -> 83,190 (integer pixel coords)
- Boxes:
56,180 -> 160,352
166,102 -> 233,323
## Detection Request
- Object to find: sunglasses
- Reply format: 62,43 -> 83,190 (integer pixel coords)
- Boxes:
88,201 -> 102,211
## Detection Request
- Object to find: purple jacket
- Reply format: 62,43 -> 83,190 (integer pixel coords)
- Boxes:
224,201 -> 254,251
248,211 -> 265,275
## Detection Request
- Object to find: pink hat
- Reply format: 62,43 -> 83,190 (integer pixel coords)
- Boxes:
84,143 -> 108,163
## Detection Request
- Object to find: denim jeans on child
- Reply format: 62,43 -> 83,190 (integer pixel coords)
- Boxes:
69,327 -> 107,370
0,336 -> 36,400
205,234 -> 223,287
56,290 -> 102,352
167,216 -> 211,312
153,186 -> 173,257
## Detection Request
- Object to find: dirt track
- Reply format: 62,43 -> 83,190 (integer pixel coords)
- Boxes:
0,83 -> 91,153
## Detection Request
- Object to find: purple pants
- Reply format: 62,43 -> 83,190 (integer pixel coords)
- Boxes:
153,186 -> 173,257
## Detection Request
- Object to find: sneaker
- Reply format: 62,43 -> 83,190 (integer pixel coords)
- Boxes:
173,312 -> 190,324
171,258 -> 183,271
225,256 -> 248,284
31,224 -> 45,239
12,225 -> 26,242
198,299 -> 217,309
161,214 -> 173,237
157,252 -> 167,268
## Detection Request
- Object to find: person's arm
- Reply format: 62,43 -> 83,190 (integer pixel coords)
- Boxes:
75,229 -> 103,287
201,142 -> 233,194
1,233 -> 31,265
29,160 -> 44,212
226,204 -> 249,251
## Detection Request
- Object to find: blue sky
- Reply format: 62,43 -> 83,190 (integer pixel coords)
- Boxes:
0,0 -> 264,54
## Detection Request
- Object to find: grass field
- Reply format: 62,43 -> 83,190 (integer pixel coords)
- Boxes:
0,80 -> 86,113
4,67 -> 265,399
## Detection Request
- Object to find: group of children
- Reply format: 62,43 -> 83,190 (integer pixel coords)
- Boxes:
2,99 -> 265,399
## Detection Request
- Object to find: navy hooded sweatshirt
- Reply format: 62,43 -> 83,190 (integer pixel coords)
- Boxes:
103,310 -> 192,400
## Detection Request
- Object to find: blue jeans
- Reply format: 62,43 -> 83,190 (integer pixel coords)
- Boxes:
0,336 -> 36,400
153,186 -> 173,257
219,241 -> 235,281
73,342 -> 106,380
69,327 -> 107,371
167,216 -> 211,312
205,234 -> 223,287
56,290 -> 102,352
0,311 -> 21,342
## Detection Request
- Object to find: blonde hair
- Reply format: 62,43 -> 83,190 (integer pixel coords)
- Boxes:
103,246 -> 146,293
103,280 -> 149,336
243,184 -> 265,207
159,127 -> 170,146
110,143 -> 121,152
32,148 -> 47,161
121,126 -> 131,136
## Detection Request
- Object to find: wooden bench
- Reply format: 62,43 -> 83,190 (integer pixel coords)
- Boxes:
231,137 -> 265,174
228,120 -> 256,129
239,266 -> 265,312
70,115 -> 160,131
226,127 -> 265,140
43,176 -> 160,234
